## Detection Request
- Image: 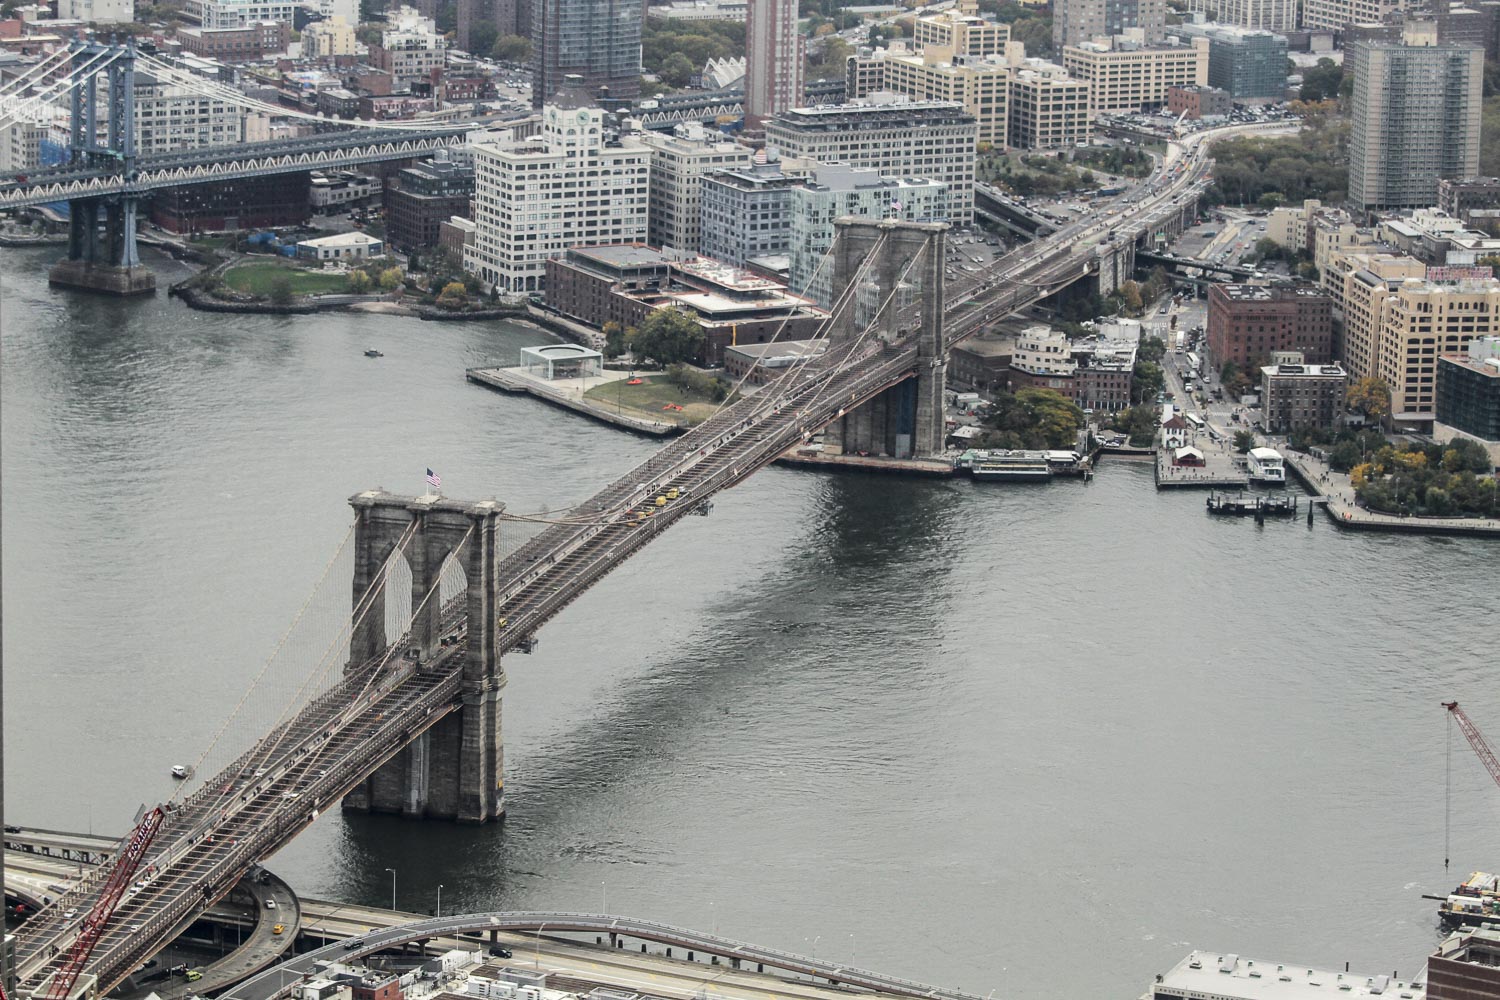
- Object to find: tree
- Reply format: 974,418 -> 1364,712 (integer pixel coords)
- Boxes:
1346,376 -> 1391,420
982,388 -> 1083,449
492,33 -> 531,62
659,51 -> 697,88
1233,429 -> 1255,453
436,280 -> 468,309
805,36 -> 851,81
346,269 -> 372,294
466,21 -> 498,58
1298,57 -> 1343,102
378,267 -> 404,291
268,273 -> 294,305
1131,360 -> 1164,404
602,321 -> 627,359
1257,191 -> 1286,210
1118,280 -> 1144,315
632,307 -> 704,365
1138,335 -> 1167,363
1328,439 -> 1362,472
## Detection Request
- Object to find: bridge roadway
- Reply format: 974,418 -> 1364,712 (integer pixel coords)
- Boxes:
7,118 -> 1288,1000
221,912 -> 991,1000
4,840 -> 973,1000
0,127 -> 469,211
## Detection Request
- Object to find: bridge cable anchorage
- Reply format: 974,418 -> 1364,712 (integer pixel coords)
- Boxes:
173,521 -> 360,798
136,53 -> 466,133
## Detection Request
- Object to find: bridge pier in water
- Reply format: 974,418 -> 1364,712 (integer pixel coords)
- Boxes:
342,490 -> 507,824
47,40 -> 156,296
822,218 -> 947,459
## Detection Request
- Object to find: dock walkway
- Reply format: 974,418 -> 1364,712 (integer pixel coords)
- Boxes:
1281,446 -> 1500,537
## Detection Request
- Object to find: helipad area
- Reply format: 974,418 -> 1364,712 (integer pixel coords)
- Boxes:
519,344 -> 603,381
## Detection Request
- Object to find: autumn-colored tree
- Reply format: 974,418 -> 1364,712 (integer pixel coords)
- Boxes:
1350,462 -> 1376,490
1346,376 -> 1391,419
346,269 -> 372,293
436,281 -> 467,309
378,267 -> 405,291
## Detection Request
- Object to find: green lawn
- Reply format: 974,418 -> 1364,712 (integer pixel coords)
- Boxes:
222,260 -> 352,296
582,375 -> 727,427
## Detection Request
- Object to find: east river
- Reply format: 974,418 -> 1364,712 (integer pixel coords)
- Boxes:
2,246 -> 1498,1000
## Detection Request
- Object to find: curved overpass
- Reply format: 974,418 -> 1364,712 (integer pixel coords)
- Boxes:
223,912 -> 988,1000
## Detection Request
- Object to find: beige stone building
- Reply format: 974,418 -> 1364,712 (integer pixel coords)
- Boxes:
913,5 -> 1012,56
845,43 -> 1011,145
1062,36 -> 1208,113
302,15 -> 357,57
1327,250 -> 1500,424
1008,65 -> 1092,148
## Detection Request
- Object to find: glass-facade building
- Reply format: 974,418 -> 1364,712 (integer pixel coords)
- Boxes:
531,0 -> 641,108
1437,352 -> 1500,442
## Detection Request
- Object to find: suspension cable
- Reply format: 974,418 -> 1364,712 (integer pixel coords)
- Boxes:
176,519 -> 405,795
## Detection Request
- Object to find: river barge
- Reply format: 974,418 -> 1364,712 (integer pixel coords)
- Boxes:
1440,871 -> 1500,928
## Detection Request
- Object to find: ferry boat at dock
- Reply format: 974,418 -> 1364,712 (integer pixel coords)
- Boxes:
1246,447 -> 1286,484
971,451 -> 1052,482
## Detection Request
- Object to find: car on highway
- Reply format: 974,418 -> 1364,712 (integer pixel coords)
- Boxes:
272,924 -> 286,935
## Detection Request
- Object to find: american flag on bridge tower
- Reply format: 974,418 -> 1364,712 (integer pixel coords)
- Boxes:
426,468 -> 442,489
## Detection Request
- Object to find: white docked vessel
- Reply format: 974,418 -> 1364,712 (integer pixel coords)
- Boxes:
1246,447 -> 1286,484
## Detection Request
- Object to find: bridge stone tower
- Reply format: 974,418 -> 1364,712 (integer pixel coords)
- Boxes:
48,40 -> 155,296
822,218 -> 947,459
342,490 -> 507,823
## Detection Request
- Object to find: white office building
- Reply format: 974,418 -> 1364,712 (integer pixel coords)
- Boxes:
466,86 -> 650,294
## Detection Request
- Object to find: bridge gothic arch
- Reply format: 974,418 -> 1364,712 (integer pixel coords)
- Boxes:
345,490 -> 507,822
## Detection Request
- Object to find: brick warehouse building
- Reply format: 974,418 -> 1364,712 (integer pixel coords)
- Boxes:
1207,283 -> 1335,369
543,244 -> 827,365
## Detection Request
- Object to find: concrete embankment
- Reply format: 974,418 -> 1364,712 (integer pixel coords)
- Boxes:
1283,449 -> 1500,537
466,367 -> 680,437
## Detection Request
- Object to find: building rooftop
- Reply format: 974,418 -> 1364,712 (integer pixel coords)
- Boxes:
571,244 -> 672,270
725,339 -> 827,361
775,94 -> 975,127
298,231 -> 383,248
1215,283 -> 1328,300
1151,951 -> 1425,1000
1261,362 -> 1347,377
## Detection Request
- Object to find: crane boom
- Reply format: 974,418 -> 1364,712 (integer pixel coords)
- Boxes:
39,805 -> 164,1000
1444,701 -> 1500,791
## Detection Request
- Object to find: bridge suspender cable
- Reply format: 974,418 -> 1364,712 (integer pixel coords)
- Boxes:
240,519 -> 424,773
174,522 -> 367,798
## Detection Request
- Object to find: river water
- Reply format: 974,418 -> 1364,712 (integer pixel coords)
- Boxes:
2,246 -> 1498,1000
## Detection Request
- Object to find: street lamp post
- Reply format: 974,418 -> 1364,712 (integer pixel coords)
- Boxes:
385,868 -> 396,911
535,923 -> 547,970
437,884 -> 444,919
601,882 -> 607,914
849,933 -> 855,967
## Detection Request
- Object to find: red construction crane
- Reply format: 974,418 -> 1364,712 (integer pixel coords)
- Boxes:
1444,701 -> 1500,791
39,805 -> 165,1000
1443,701 -> 1500,872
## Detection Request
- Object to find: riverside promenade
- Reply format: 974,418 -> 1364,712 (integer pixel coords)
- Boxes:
1281,445 -> 1500,537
